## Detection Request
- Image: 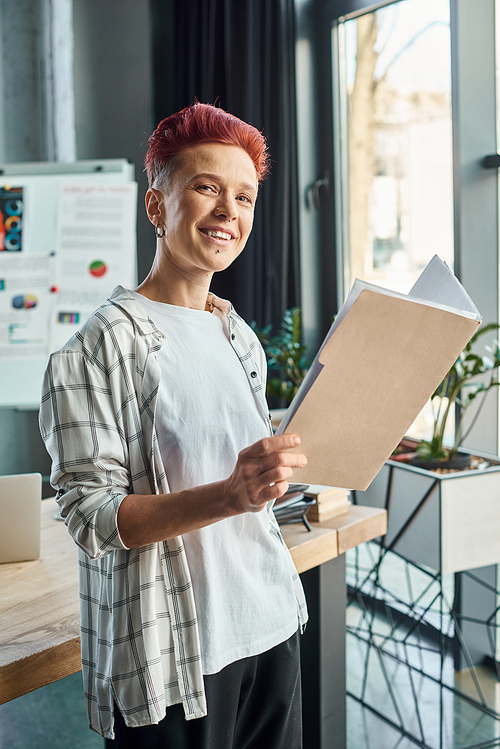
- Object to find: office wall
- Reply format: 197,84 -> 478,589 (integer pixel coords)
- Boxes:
0,0 -> 46,163
0,0 -> 156,489
0,1 -> 51,488
73,0 -> 155,283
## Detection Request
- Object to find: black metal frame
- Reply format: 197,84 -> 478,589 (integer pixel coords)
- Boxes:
347,462 -> 500,748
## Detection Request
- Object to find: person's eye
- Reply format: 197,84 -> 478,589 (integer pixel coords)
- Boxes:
198,184 -> 216,194
237,195 -> 253,205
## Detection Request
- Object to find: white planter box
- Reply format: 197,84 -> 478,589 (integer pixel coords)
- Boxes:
354,452 -> 500,574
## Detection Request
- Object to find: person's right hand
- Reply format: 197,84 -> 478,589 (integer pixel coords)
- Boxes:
223,434 -> 307,514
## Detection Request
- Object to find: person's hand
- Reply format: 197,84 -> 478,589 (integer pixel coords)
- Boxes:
223,434 -> 307,514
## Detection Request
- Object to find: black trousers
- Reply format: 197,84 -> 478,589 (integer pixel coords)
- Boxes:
105,631 -> 302,749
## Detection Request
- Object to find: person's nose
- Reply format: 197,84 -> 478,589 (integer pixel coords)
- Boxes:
214,195 -> 237,223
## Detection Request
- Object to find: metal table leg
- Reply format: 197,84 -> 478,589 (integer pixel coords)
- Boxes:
300,554 -> 346,749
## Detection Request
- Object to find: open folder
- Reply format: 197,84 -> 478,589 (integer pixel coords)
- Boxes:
276,256 -> 482,491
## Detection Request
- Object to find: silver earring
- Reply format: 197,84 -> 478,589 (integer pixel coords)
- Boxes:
155,225 -> 165,238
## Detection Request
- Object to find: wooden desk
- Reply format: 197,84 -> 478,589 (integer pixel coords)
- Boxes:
0,498 -> 80,704
282,506 -> 387,749
282,504 -> 387,573
0,499 -> 386,749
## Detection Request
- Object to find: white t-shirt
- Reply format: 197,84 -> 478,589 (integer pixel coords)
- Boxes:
133,293 -> 299,675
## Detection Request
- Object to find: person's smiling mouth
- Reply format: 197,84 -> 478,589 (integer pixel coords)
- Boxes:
199,226 -> 236,243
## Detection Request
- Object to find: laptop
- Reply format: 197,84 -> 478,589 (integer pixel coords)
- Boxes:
0,473 -> 42,563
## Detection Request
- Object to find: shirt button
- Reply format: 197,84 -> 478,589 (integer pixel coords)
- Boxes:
231,334 -> 235,340
251,371 -> 257,378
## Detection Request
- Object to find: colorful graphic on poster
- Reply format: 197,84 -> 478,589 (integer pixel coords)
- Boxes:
89,260 -> 107,278
58,311 -> 80,324
0,186 -> 23,252
12,293 -> 38,310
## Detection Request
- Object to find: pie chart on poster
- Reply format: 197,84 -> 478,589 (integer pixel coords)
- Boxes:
89,260 -> 107,278
12,293 -> 37,309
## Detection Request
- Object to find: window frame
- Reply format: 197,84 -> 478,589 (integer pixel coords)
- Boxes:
296,0 -> 500,455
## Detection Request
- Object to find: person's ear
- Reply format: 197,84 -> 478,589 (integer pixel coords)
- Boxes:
145,188 -> 164,226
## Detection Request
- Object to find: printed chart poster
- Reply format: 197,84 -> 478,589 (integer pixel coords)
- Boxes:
0,186 -> 24,252
50,289 -> 116,351
0,253 -> 51,360
52,182 -> 137,350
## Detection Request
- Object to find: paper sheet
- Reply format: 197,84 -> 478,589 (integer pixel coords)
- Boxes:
54,183 -> 137,289
50,183 -> 137,350
409,255 -> 479,313
0,253 -> 52,360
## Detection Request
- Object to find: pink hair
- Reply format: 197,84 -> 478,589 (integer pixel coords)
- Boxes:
145,103 -> 270,188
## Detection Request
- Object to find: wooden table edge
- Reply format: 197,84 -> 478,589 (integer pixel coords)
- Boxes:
282,505 -> 387,573
0,501 -> 387,705
0,636 -> 81,704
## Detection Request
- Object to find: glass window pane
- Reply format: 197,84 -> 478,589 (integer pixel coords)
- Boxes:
340,0 -> 453,294
337,0 -> 454,443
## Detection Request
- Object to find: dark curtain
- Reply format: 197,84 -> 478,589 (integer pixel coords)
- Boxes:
150,0 -> 301,331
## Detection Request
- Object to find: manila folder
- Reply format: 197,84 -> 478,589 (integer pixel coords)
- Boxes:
283,289 -> 480,491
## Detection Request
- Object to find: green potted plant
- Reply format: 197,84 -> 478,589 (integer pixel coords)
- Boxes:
354,322 -> 500,577
252,307 -> 310,405
396,323 -> 500,469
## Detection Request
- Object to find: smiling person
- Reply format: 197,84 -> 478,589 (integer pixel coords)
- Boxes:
39,103 -> 308,749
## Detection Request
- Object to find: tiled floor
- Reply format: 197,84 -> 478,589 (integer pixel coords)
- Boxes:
0,673 -> 410,749
347,696 -> 425,749
2,665 -> 498,748
345,541 -> 500,749
346,625 -> 500,748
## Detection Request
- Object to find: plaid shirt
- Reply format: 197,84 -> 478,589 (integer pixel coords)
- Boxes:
39,286 -> 308,739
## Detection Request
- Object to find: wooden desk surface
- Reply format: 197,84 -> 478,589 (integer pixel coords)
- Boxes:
0,498 -> 80,704
281,504 -> 387,574
0,498 -> 386,704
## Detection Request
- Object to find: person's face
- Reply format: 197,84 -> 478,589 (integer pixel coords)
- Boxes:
147,142 -> 258,278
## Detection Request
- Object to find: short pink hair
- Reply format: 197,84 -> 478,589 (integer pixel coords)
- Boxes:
145,103 -> 270,189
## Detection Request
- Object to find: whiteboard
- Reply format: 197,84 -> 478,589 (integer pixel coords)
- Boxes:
0,159 -> 137,409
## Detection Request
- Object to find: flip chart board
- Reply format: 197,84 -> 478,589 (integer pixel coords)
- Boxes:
0,159 -> 137,409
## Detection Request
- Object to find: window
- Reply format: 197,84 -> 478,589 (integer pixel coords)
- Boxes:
338,0 -> 455,441
296,0 -> 499,454
339,0 -> 453,293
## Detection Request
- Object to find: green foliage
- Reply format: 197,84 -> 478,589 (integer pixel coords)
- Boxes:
416,322 -> 500,461
251,308 -> 310,405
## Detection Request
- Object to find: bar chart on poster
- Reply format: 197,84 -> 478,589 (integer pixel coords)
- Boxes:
0,160 -> 137,409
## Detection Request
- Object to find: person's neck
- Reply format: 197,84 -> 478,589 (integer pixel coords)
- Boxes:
136,256 -> 213,311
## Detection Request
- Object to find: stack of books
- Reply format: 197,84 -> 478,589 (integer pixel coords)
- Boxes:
273,486 -> 315,531
302,485 -> 351,522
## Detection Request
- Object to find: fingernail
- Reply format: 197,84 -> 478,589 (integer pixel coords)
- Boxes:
292,436 -> 300,446
301,458 -> 307,467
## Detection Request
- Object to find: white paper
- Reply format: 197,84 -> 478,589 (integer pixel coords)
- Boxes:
409,254 -> 479,314
329,256 -> 480,349
54,183 -> 137,288
50,183 -> 137,350
0,253 -> 52,360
